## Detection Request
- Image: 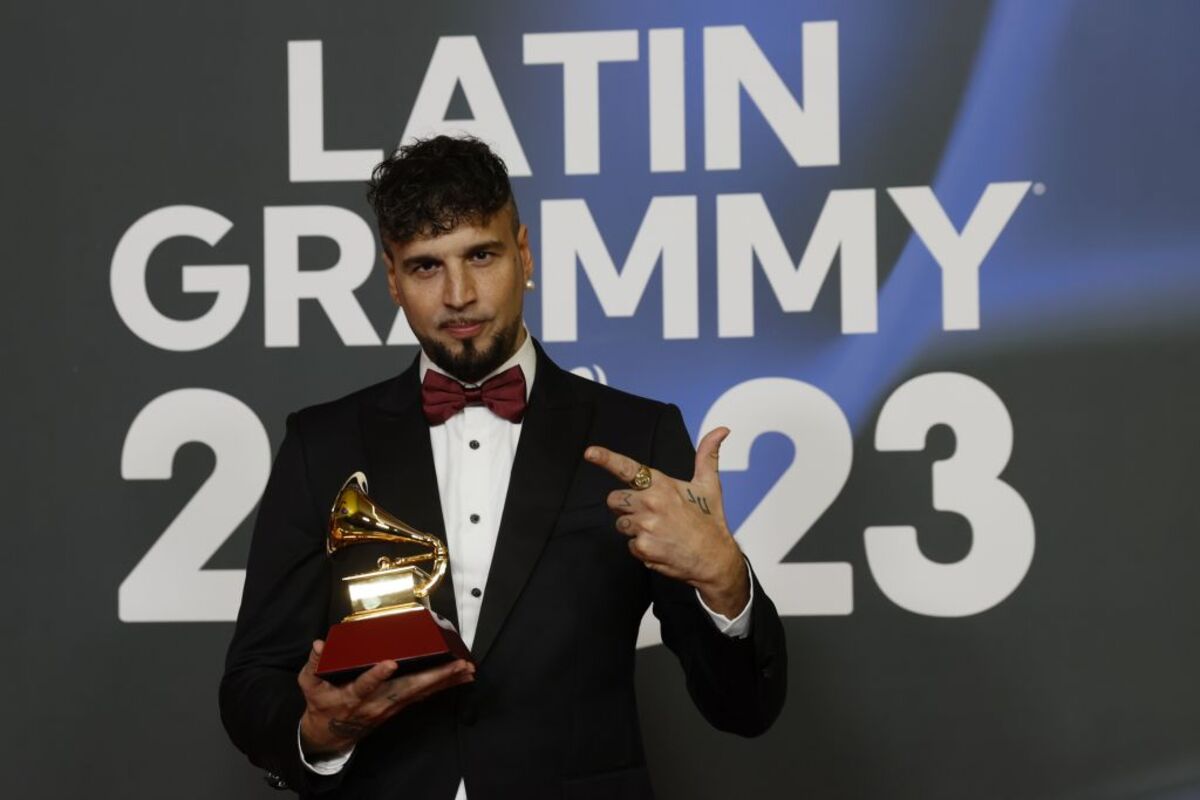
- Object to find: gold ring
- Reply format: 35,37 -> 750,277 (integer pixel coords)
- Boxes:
630,465 -> 653,490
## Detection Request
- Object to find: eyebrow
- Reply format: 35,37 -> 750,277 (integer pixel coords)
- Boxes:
400,239 -> 507,269
400,253 -> 440,269
463,239 -> 505,254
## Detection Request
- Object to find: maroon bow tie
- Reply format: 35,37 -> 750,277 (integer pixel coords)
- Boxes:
421,365 -> 528,425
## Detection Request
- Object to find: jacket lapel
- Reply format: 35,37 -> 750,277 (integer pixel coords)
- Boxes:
360,360 -> 460,632
470,344 -> 594,664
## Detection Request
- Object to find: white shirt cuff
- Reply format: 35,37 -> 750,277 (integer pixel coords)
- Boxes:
298,722 -> 354,775
694,559 -> 754,639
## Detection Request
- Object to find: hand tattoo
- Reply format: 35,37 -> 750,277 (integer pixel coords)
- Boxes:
328,718 -> 369,739
686,489 -> 712,514
620,492 -> 634,508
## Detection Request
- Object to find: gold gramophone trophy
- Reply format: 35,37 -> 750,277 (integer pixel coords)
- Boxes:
315,472 -> 471,682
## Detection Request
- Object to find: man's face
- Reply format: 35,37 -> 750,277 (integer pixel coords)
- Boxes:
384,204 -> 533,384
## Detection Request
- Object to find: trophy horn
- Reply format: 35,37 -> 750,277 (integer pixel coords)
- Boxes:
328,472 -> 448,599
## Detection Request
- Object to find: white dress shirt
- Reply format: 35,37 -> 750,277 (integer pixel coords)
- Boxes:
301,331 -> 753,796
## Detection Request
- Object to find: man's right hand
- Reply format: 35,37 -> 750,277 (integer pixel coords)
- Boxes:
297,639 -> 475,759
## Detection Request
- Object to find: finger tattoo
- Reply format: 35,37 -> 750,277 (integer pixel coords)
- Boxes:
686,488 -> 712,514
617,516 -> 632,531
620,492 -> 634,508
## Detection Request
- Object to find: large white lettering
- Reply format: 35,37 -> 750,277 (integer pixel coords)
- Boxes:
263,205 -> 381,347
889,182 -> 1031,330
401,36 -> 531,177
110,206 -> 249,352
648,28 -> 686,173
541,196 -> 698,341
704,22 -> 839,171
287,41 -> 384,183
524,30 -> 639,175
717,190 -> 876,337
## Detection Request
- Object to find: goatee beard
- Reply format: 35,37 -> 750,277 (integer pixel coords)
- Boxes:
420,318 -> 523,384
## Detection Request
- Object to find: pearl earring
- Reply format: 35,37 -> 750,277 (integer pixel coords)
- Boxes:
525,278 -> 536,291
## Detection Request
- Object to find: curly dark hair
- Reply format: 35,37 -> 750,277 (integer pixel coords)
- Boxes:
366,135 -> 519,246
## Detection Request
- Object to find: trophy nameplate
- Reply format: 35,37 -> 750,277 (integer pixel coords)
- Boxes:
315,472 -> 471,683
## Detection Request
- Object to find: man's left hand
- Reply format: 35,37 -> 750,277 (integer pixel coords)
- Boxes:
585,427 -> 749,618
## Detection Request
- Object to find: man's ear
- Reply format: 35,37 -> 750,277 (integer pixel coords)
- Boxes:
382,249 -> 404,307
517,224 -> 534,285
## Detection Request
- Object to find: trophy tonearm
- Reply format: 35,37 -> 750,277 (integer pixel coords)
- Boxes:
328,472 -> 448,620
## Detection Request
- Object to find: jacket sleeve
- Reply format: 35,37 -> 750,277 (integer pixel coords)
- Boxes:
647,403 -> 788,737
218,412 -> 346,795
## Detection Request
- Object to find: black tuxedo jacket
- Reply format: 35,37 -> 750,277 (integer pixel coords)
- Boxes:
220,341 -> 787,799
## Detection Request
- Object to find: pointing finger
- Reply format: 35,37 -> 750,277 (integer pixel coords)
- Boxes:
585,445 -> 652,486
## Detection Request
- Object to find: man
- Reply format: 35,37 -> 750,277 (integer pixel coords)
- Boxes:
220,135 -> 786,799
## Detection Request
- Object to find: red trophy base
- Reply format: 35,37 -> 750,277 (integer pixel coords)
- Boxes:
315,609 -> 472,684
